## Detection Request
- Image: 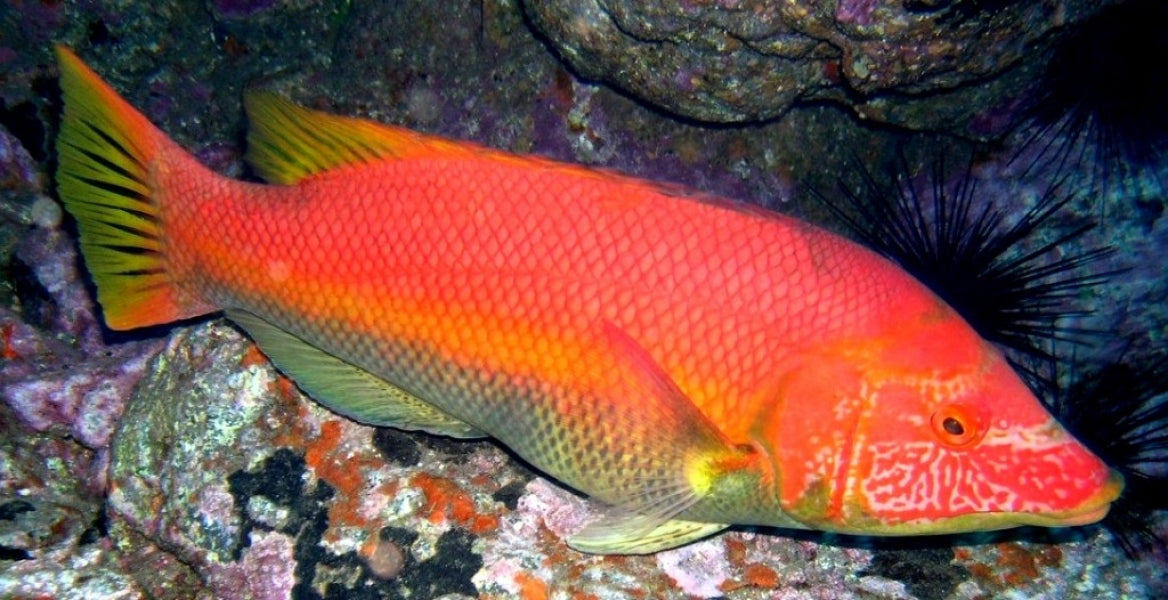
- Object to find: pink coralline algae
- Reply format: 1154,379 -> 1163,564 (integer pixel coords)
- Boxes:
203,530 -> 297,600
0,225 -> 164,455
655,539 -> 734,597
0,125 -> 39,191
3,347 -> 158,450
835,0 -> 882,26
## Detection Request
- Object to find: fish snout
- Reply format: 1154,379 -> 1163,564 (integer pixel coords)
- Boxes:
1017,466 -> 1124,528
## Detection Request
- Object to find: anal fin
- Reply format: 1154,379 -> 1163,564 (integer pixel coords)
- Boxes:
227,310 -> 484,438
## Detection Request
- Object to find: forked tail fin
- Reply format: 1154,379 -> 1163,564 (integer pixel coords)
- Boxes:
55,46 -> 214,330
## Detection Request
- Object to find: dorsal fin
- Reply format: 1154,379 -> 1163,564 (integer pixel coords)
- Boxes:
243,91 -> 476,184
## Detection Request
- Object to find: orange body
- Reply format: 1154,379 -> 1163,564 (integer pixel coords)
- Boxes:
176,153 -> 902,443
55,47 -> 1121,553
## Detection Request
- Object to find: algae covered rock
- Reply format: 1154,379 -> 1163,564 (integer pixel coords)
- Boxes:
523,0 -> 1115,131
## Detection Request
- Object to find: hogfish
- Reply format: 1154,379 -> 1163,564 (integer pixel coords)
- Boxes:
54,46 -> 1121,553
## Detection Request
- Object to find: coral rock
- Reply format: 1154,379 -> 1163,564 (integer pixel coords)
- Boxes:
523,0 -> 1115,131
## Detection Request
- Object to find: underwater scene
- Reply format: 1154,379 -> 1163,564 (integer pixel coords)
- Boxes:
1,1 -> 1166,598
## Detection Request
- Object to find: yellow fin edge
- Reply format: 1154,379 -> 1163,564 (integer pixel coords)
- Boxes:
54,46 -> 200,330
243,91 -> 479,185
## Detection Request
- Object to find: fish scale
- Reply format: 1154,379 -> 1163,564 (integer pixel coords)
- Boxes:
54,46 -> 1122,554
174,156 -> 851,436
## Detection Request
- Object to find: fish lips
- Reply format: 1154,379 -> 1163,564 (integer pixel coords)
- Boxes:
1007,469 -> 1125,528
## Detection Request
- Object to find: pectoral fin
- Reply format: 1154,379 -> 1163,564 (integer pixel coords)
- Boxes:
227,310 -> 484,438
546,322 -> 752,553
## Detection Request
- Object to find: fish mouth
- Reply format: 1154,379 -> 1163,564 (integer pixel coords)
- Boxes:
1014,469 -> 1124,528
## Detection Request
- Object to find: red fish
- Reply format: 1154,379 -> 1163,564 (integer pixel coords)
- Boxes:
54,46 -> 1121,553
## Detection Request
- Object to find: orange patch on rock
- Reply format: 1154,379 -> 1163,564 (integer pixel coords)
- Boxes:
410,472 -> 499,534
1,322 -> 20,360
724,537 -> 748,564
470,513 -> 500,535
412,472 -> 473,525
514,572 -> 550,600
997,543 -> 1063,586
306,422 -> 360,490
960,542 -> 1065,589
719,563 -> 781,592
302,420 -> 386,535
718,536 -> 782,592
274,375 -> 299,398
239,343 -> 269,368
744,563 -> 780,588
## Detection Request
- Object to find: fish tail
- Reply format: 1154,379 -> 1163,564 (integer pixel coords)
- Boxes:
55,46 -> 214,330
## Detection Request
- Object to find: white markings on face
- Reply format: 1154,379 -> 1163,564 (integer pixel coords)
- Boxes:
857,418 -> 1096,521
800,444 -> 841,491
861,440 -> 1024,515
979,421 -> 1065,452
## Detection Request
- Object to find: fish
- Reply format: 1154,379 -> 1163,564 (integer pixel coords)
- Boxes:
54,45 -> 1122,554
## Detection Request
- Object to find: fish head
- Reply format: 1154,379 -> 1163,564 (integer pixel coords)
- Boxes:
764,303 -> 1122,536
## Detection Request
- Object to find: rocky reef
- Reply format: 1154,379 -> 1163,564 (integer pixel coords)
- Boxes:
523,0 -> 1117,131
1,1 -> 1165,598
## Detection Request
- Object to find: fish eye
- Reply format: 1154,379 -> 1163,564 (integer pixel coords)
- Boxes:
931,403 -> 985,449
